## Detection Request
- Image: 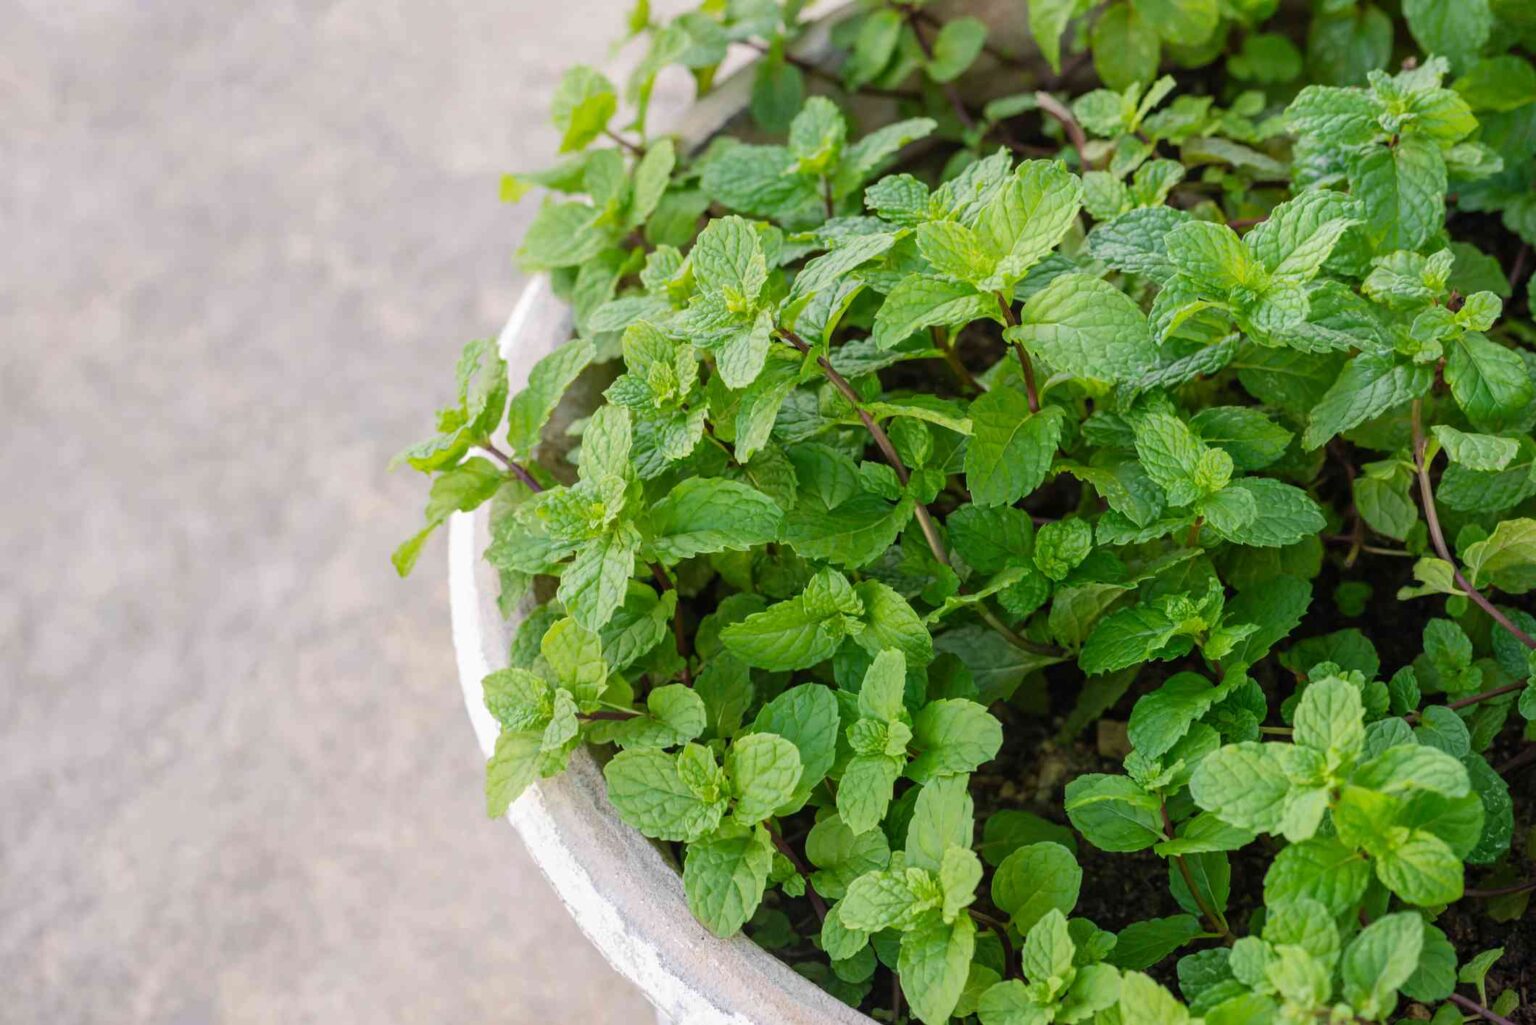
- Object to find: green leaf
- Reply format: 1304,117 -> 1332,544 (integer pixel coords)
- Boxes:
1189,742 -> 1323,839
485,730 -> 544,817
991,842 -> 1082,933
1306,5 -> 1392,87
1165,221 -> 1260,293
551,66 -> 617,152
1302,354 -> 1433,450
692,214 -> 768,297
839,754 -> 905,836
1263,837 -> 1371,915
948,506 -> 1034,574
394,457 -> 508,576
1117,971 -> 1193,1025
900,912 -> 977,1025
1355,474 -> 1418,540
935,625 -> 1069,704
1463,518 -> 1536,594
1189,407 -> 1293,471
1292,676 -> 1365,762
559,526 -> 642,632
1007,274 -> 1157,383
1445,334 -> 1534,431
939,845 -> 983,922
788,97 -> 847,174
753,684 -> 841,798
1340,912 -> 1423,1017
965,390 -> 1064,507
807,814 -> 892,900
506,339 -> 595,456
646,478 -> 783,561
722,581 -> 853,671
1354,138 -> 1446,252
907,776 -> 975,873
1031,0 -> 1088,72
1454,55 -> 1536,111
1021,908 -> 1075,986
1373,828 -> 1464,904
1088,206 -> 1192,282
1244,190 -> 1360,280
918,220 -> 994,285
1109,915 -> 1203,970
1034,517 -> 1094,582
1133,411 -> 1225,507
684,824 -> 775,937
1403,0 -> 1492,73
910,700 -> 1003,782
700,143 -> 816,219
1080,605 -> 1179,675
784,492 -> 915,569
872,275 -> 998,350
614,684 -> 707,748
1092,3 -> 1159,91
751,54 -> 805,134
1128,673 -> 1226,761
728,732 -> 804,822
604,746 -> 725,841
927,17 -> 988,84
1064,774 -> 1163,852
976,161 -> 1086,289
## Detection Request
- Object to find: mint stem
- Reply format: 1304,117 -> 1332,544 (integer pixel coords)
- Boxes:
779,328 -> 1060,661
482,442 -> 545,493
601,127 -> 645,158
767,824 -> 827,923
779,329 -> 951,567
994,294 -> 1040,413
1162,802 -> 1232,941
1448,993 -> 1517,1025
1033,90 -> 1090,170
967,908 -> 1019,979
906,13 -> 976,132
1410,400 -> 1536,649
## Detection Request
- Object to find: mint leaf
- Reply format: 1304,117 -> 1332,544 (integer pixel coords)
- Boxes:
684,824 -> 775,937
1303,354 -> 1434,450
551,66 -> 616,152
910,699 -> 1004,782
965,389 -> 1064,507
873,275 -> 998,350
728,732 -> 804,823
1007,274 -> 1157,383
991,842 -> 1082,933
604,746 -> 725,841
646,478 -> 783,561
1064,774 -> 1163,852
506,339 -> 595,456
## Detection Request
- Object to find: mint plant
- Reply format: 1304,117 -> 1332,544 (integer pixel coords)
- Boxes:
400,1 -> 1536,1022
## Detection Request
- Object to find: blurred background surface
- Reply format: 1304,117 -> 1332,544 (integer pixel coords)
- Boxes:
1,1 -> 684,1021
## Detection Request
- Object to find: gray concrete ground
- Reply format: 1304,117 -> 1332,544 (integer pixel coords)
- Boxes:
0,2 -> 685,1021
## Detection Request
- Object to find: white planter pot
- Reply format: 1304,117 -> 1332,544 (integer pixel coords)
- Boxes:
448,9 -> 1044,1020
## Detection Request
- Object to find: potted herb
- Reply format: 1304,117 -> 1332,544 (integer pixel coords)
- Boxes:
398,2 -> 1536,1023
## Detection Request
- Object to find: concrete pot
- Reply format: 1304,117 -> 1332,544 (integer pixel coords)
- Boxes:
448,8 -> 1047,1022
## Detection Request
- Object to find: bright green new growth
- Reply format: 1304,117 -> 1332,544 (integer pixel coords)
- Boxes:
400,1 -> 1536,1022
